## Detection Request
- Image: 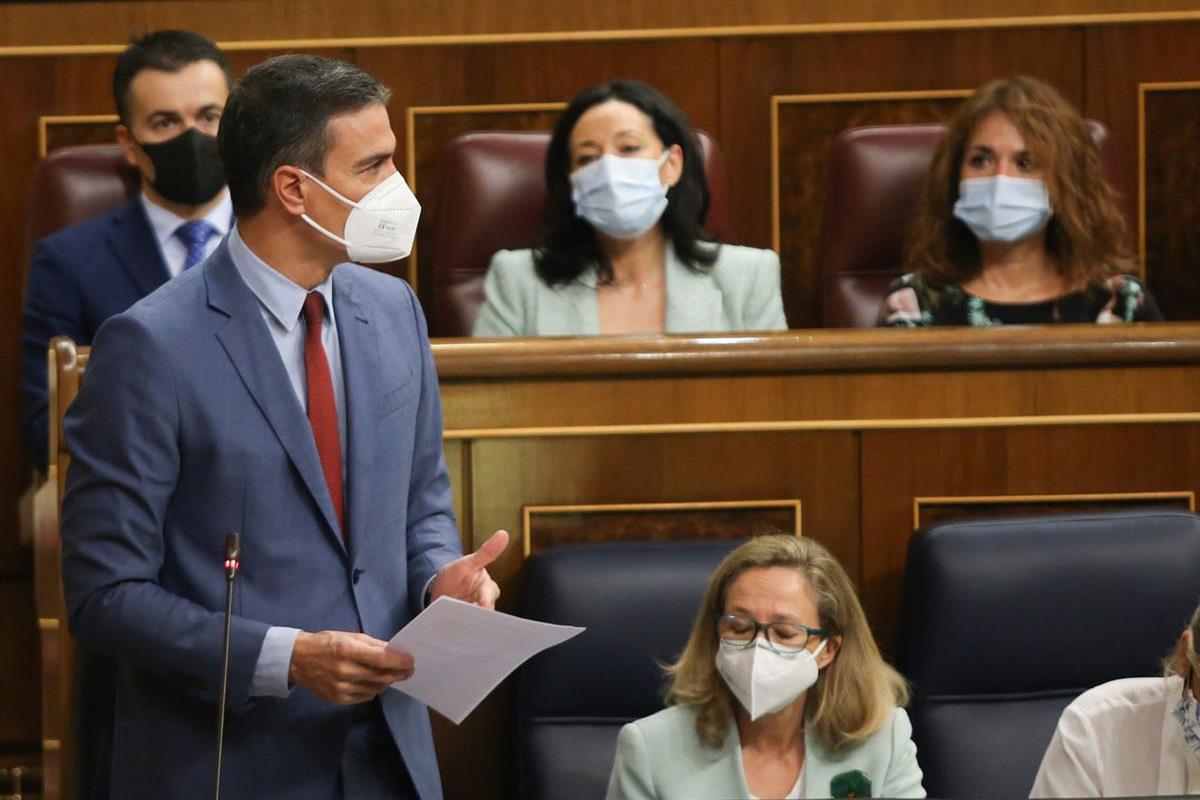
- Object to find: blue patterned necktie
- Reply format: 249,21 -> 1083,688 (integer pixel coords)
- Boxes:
175,219 -> 217,271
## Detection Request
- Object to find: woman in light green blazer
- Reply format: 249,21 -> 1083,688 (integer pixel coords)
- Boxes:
472,80 -> 787,337
607,536 -> 925,800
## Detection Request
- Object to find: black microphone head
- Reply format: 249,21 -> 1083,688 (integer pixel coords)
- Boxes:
225,532 -> 242,561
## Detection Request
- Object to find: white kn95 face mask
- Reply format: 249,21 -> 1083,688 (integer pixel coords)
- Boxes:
299,169 -> 421,264
716,638 -> 827,721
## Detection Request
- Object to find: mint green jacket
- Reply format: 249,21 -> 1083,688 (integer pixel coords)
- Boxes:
472,244 -> 787,336
606,705 -> 926,800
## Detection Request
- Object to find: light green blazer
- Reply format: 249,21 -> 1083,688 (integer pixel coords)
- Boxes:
471,244 -> 788,336
606,705 -> 926,800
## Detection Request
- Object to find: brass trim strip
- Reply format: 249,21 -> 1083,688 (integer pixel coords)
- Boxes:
5,11 -> 1200,57
38,113 -> 119,158
522,498 -> 802,556
42,739 -> 60,751
404,101 -> 566,294
912,490 -> 1195,530
1137,80 -> 1200,282
769,88 -> 972,254
37,617 -> 60,631
444,411 -> 1200,440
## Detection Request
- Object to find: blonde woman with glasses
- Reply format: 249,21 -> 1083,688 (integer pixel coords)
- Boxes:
606,535 -> 925,800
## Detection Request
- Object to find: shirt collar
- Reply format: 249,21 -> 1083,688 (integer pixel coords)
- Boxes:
139,188 -> 234,250
226,225 -> 336,333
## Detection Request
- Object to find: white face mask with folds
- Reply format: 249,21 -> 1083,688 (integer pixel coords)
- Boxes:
299,169 -> 421,263
716,638 -> 827,721
569,151 -> 670,240
953,174 -> 1052,243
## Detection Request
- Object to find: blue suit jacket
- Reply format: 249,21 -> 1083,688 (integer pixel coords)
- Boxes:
20,197 -> 169,470
61,240 -> 462,800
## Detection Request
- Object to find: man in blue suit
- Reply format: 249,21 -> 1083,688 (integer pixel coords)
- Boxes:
21,30 -> 232,470
61,53 -> 507,799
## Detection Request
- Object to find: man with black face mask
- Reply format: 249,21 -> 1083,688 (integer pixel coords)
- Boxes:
19,29 -> 232,471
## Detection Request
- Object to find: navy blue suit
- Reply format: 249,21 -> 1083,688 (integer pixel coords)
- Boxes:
20,197 -> 169,470
61,240 -> 461,799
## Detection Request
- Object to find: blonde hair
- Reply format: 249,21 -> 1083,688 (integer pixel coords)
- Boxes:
907,76 -> 1133,290
1165,601 -> 1200,678
664,535 -> 909,750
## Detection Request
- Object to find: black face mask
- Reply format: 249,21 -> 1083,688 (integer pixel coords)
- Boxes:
137,127 -> 227,206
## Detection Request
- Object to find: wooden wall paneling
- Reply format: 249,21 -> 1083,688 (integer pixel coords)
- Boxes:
1140,84 -> 1200,320
1083,22 -> 1200,318
522,499 -> 801,554
773,91 -> 968,327
2,1 -> 1200,49
860,423 -> 1200,659
716,27 -> 1085,326
914,490 -> 1194,529
0,582 -> 40,747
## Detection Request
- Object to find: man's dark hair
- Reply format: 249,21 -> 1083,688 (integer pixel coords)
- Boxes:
112,30 -> 232,124
218,54 -> 391,218
535,79 -> 717,287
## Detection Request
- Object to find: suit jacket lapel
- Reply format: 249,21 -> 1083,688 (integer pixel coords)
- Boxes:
205,243 -> 347,556
332,271 -> 380,564
107,198 -> 170,297
664,245 -> 724,333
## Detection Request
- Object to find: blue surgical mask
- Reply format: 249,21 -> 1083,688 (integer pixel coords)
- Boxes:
570,151 -> 670,240
953,175 -> 1052,243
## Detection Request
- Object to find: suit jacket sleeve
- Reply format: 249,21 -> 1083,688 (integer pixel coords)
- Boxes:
61,311 -> 270,710
881,708 -> 927,798
1028,705 -> 1102,798
743,249 -> 788,331
20,237 -> 87,471
606,722 -> 657,800
402,283 -> 463,615
473,250 -> 531,337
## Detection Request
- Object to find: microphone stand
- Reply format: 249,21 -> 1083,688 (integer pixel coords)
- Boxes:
215,532 -> 241,800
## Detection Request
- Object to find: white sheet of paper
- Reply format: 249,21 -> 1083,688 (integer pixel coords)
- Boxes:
386,596 -> 584,724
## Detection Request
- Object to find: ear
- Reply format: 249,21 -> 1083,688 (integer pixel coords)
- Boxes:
273,165 -> 309,218
115,124 -> 141,170
818,635 -> 842,669
660,143 -> 684,188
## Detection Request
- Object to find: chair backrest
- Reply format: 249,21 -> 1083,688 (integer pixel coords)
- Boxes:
426,130 -> 732,338
817,120 -> 1121,328
32,338 -> 90,800
24,145 -> 138,291
899,509 -> 1200,799
517,539 -> 740,800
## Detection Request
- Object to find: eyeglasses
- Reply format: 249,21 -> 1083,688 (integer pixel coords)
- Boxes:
716,613 -> 826,655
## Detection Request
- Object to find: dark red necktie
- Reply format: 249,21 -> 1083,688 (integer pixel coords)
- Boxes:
302,292 -> 345,539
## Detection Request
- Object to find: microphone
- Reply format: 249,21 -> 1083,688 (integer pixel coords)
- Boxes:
214,532 -> 241,800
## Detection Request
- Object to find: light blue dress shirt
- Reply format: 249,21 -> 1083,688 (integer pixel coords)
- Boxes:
140,189 -> 233,278
227,225 -> 346,698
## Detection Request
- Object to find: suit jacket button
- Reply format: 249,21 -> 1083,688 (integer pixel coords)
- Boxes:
352,567 -> 364,584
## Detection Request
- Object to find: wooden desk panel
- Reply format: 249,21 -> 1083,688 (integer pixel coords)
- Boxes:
428,324 -> 1200,799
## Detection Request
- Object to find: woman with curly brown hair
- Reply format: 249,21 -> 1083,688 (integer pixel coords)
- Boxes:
878,76 -> 1162,327
605,536 -> 923,800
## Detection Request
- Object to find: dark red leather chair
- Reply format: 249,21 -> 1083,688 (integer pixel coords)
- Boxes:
817,121 -> 1121,328
23,145 -> 138,293
426,130 -> 732,338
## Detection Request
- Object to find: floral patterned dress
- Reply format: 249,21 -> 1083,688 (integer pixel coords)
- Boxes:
877,272 -> 1163,327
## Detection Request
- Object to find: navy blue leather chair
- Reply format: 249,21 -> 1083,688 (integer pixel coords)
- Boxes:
900,509 -> 1200,799
518,539 -> 742,800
